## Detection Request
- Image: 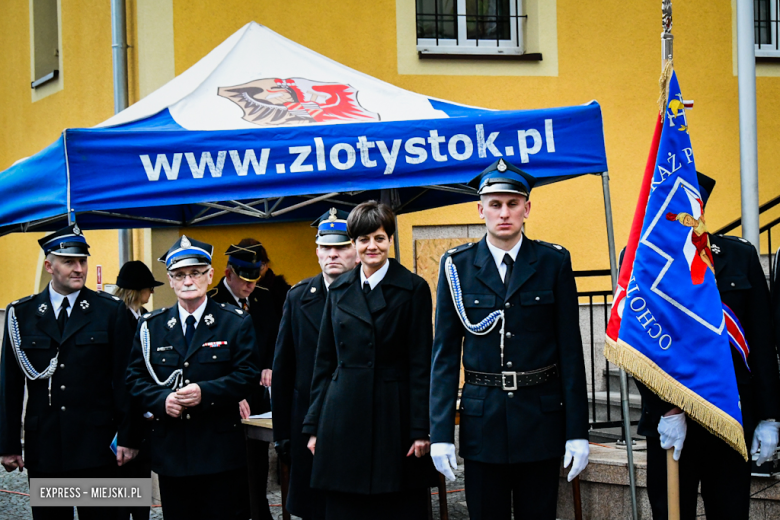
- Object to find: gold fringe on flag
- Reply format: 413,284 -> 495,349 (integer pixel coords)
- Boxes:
605,336 -> 748,461
657,59 -> 673,115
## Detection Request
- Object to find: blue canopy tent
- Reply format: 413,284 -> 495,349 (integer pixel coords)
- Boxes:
0,23 -> 609,236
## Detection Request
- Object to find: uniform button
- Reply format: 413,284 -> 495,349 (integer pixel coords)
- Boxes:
505,332 -> 512,338
184,362 -> 189,367
507,392 -> 514,398
731,282 -> 735,287
185,379 -> 190,384
162,358 -> 166,363
506,362 -> 513,369
61,406 -> 66,411
60,364 -> 65,369
213,355 -> 217,359
535,296 -> 540,301
60,385 -> 66,391
90,337 -> 95,342
505,302 -> 511,309
31,341 -> 36,346
211,402 -> 215,406
474,299 -> 480,304
367,362 -> 373,367
186,414 -> 191,420
155,418 -> 160,421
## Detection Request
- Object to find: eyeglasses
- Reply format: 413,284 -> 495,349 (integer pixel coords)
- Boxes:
169,269 -> 209,282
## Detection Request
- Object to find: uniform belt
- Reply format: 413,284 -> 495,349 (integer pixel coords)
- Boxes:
464,365 -> 558,391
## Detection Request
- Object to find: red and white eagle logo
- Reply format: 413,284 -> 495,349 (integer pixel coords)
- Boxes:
218,77 -> 379,127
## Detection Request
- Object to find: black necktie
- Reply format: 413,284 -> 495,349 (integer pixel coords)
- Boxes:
57,298 -> 70,334
184,315 -> 196,348
503,253 -> 515,290
363,281 -> 372,295
238,298 -> 249,311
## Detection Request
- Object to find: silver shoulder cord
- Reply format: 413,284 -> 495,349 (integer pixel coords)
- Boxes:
140,321 -> 183,390
8,306 -> 59,405
445,256 -> 507,367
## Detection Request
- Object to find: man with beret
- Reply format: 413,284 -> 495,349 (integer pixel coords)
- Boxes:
636,172 -> 780,520
208,238 -> 280,520
272,208 -> 358,520
126,235 -> 260,520
0,224 -> 140,520
429,159 -> 590,519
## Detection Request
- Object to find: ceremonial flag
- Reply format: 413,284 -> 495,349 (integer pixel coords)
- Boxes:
604,71 -> 746,459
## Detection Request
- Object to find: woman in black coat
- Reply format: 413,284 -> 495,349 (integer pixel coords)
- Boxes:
302,201 -> 435,520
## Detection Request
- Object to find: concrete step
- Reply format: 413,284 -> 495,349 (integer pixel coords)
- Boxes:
588,425 -> 644,444
588,391 -> 643,423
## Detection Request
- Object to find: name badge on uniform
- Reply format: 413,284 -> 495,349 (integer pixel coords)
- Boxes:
202,341 -> 227,348
156,346 -> 173,352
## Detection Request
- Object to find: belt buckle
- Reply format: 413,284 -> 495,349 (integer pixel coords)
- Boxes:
502,371 -> 517,391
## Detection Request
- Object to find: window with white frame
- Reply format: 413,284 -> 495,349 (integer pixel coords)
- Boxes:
416,0 -> 525,56
30,0 -> 60,88
756,0 -> 780,57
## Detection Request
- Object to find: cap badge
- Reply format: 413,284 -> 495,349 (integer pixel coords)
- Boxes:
167,317 -> 177,329
73,224 -> 81,235
497,159 -> 507,172
204,314 -> 215,326
79,300 -> 89,310
181,235 -> 192,249
329,207 -> 338,218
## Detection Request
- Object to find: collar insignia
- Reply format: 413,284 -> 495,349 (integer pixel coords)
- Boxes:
79,300 -> 89,310
38,303 -> 48,314
711,243 -> 721,255
310,287 -> 317,293
181,235 -> 191,249
204,314 -> 215,326
156,346 -> 173,351
167,317 -> 177,329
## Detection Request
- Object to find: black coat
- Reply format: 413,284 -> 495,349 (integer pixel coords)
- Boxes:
0,287 -> 139,473
271,274 -> 326,517
125,298 -> 260,477
637,234 -> 780,439
258,268 -> 292,323
302,260 -> 436,494
430,236 -> 589,464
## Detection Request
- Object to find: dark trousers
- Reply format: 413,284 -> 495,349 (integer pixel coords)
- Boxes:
324,488 -> 429,520
27,464 -> 117,520
464,458 -> 560,520
646,421 -> 751,520
115,451 -> 152,520
158,467 -> 250,520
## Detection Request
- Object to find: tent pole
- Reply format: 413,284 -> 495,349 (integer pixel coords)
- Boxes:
602,171 -> 638,520
111,0 -> 133,266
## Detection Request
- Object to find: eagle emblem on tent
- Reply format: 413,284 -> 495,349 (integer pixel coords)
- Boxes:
217,77 -> 379,127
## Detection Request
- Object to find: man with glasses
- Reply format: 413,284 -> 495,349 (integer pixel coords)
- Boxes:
0,224 -> 139,520
208,239 -> 279,520
126,235 -> 260,520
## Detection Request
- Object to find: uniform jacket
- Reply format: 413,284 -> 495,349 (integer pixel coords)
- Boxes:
272,274 -> 326,517
637,234 -> 780,439
258,268 -> 292,323
125,298 -> 260,477
430,236 -> 589,464
0,287 -> 138,473
302,260 -> 436,494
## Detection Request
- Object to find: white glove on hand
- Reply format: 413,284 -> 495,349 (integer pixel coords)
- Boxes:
430,442 -> 458,482
751,420 -> 780,466
658,412 -> 687,461
563,439 -> 589,482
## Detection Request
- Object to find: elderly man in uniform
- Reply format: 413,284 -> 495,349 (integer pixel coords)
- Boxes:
272,208 -> 358,520
637,173 -> 780,520
207,239 -> 279,520
429,159 -> 590,520
126,235 -> 260,520
0,224 -> 139,520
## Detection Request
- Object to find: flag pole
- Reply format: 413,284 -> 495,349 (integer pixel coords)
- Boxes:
661,2 -> 681,518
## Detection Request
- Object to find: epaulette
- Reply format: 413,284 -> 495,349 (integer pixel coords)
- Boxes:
218,302 -> 248,318
97,291 -> 123,303
715,234 -> 753,247
254,285 -> 270,292
207,287 -> 219,297
8,294 -> 35,307
142,307 -> 168,320
535,240 -> 567,254
443,242 -> 476,257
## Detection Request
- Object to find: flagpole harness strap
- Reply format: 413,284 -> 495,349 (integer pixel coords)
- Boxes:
445,256 -> 507,367
140,321 -> 183,390
8,306 -> 59,404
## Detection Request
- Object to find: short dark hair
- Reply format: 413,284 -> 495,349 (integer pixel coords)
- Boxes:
237,237 -> 269,263
347,201 -> 396,239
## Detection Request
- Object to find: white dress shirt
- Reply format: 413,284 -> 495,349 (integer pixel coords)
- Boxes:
49,283 -> 80,318
178,298 -> 208,335
360,260 -> 390,290
485,235 -> 523,283
223,280 -> 243,307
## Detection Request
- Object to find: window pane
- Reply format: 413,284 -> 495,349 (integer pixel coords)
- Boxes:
754,0 -> 772,45
466,0 -> 511,41
417,0 -> 457,39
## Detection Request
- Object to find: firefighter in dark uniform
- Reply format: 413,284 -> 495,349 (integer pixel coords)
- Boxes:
125,235 -> 260,520
429,159 -> 590,520
636,172 -> 780,520
0,224 -> 140,520
207,239 -> 278,520
272,208 -> 358,520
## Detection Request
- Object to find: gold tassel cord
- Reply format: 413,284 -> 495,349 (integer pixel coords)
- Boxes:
604,337 -> 748,461
658,59 -> 673,115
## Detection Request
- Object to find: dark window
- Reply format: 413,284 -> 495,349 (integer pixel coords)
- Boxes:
754,0 -> 780,54
466,0 -> 511,41
416,0 -> 457,40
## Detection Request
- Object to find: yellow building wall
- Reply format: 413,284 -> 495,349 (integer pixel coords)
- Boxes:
2,0 -> 780,306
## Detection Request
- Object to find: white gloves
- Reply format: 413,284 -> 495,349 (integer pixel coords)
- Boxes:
751,420 -> 780,466
563,439 -> 589,482
658,412 -> 687,461
431,442 -> 458,482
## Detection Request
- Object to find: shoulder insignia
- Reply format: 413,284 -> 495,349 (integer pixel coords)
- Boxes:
143,307 -> 168,320
444,242 -> 475,257
97,291 -> 122,302
9,295 -> 35,307
254,285 -> 270,292
535,240 -> 567,254
716,234 -> 754,248
234,308 -> 244,315
292,280 -> 307,289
